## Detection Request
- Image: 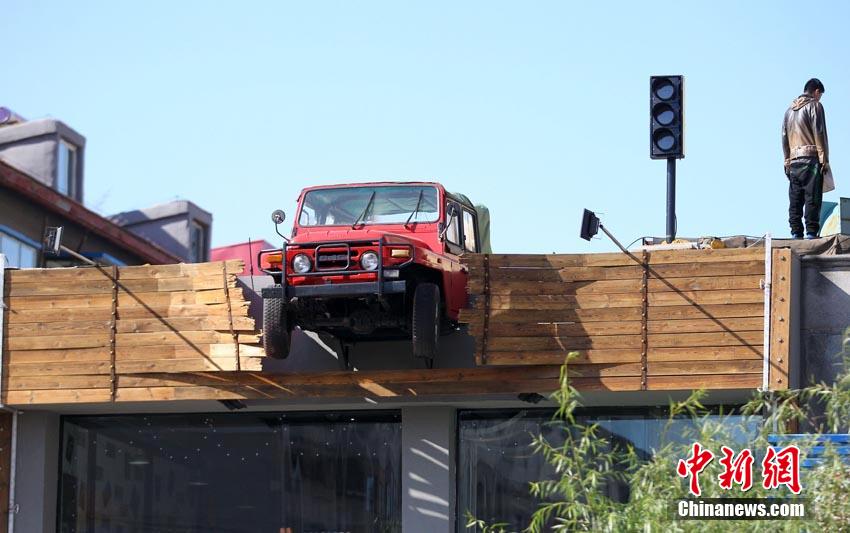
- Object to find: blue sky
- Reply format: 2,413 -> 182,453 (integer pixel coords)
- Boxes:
4,1 -> 849,252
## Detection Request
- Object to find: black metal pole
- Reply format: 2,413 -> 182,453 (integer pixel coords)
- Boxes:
666,157 -> 676,243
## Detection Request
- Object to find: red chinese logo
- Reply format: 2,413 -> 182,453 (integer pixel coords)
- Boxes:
677,444 -> 802,495
676,442 -> 715,496
762,445 -> 802,494
718,446 -> 754,491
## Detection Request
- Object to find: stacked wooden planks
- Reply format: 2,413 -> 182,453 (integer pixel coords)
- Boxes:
460,248 -> 785,391
2,260 -> 263,404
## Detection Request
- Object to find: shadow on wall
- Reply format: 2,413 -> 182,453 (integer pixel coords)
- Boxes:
237,276 -> 477,372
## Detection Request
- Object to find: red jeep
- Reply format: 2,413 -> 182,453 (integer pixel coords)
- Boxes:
259,182 -> 489,367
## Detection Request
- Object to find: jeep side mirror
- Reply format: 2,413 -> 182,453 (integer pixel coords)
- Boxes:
270,209 -> 290,243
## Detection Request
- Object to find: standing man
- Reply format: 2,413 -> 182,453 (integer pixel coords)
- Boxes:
782,78 -> 830,239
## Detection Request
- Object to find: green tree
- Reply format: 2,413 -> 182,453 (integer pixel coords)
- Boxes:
467,350 -> 850,532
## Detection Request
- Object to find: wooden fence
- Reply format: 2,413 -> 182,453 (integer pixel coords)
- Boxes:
2,260 -> 262,404
460,247 -> 792,391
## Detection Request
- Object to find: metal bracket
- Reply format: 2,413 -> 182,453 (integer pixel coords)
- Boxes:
108,265 -> 118,401
761,233 -> 773,391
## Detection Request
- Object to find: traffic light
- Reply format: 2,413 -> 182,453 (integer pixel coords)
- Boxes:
650,75 -> 684,159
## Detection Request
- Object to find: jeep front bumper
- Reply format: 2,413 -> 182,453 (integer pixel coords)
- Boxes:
262,280 -> 406,299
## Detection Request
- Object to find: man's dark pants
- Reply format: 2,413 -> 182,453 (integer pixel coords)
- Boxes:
788,157 -> 823,237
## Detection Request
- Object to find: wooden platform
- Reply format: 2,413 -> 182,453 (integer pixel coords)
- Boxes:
0,249 -> 794,405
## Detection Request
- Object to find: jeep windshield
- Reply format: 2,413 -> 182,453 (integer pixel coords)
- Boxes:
298,185 -> 440,226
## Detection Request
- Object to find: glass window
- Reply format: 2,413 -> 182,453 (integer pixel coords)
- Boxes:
189,221 -> 208,263
299,186 -> 439,226
457,409 -> 757,531
59,411 -> 402,532
57,139 -> 78,196
0,231 -> 38,268
462,209 -> 477,252
445,204 -> 460,245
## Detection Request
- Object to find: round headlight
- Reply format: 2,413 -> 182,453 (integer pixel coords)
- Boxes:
292,253 -> 312,273
360,251 -> 379,271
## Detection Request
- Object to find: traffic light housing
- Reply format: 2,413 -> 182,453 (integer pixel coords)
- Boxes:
650,75 -> 684,159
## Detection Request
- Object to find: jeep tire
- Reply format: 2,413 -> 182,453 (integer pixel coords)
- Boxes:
263,297 -> 291,359
412,282 -> 440,362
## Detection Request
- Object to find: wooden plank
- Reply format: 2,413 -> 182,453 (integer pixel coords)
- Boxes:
6,289 -> 229,310
4,343 -> 263,363
5,316 -> 255,336
769,249 -> 792,390
4,302 -> 248,324
469,275 -> 764,295
473,321 -> 641,338
470,317 -> 764,338
473,290 -> 763,310
460,307 -> 643,324
464,248 -> 766,268
646,373 -> 762,390
8,331 -> 258,351
6,356 -> 264,376
4,275 -> 236,297
6,260 -> 243,282
649,359 -> 763,376
481,349 -> 642,365
482,331 -> 763,351
468,260 -> 766,282
483,346 -> 764,365
5,374 -> 113,390
3,388 -> 113,404
460,303 -> 763,326
646,317 -> 764,334
647,346 -> 763,361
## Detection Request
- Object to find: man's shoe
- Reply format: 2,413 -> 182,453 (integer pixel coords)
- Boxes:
792,233 -> 803,240
805,233 -> 818,240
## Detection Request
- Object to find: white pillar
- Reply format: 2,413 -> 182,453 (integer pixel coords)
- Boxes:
14,412 -> 59,533
402,406 -> 456,533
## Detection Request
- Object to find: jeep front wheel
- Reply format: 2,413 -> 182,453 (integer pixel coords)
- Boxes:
263,297 -> 291,359
412,282 -> 440,363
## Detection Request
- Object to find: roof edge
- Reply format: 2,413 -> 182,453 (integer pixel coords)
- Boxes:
0,159 -> 181,264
